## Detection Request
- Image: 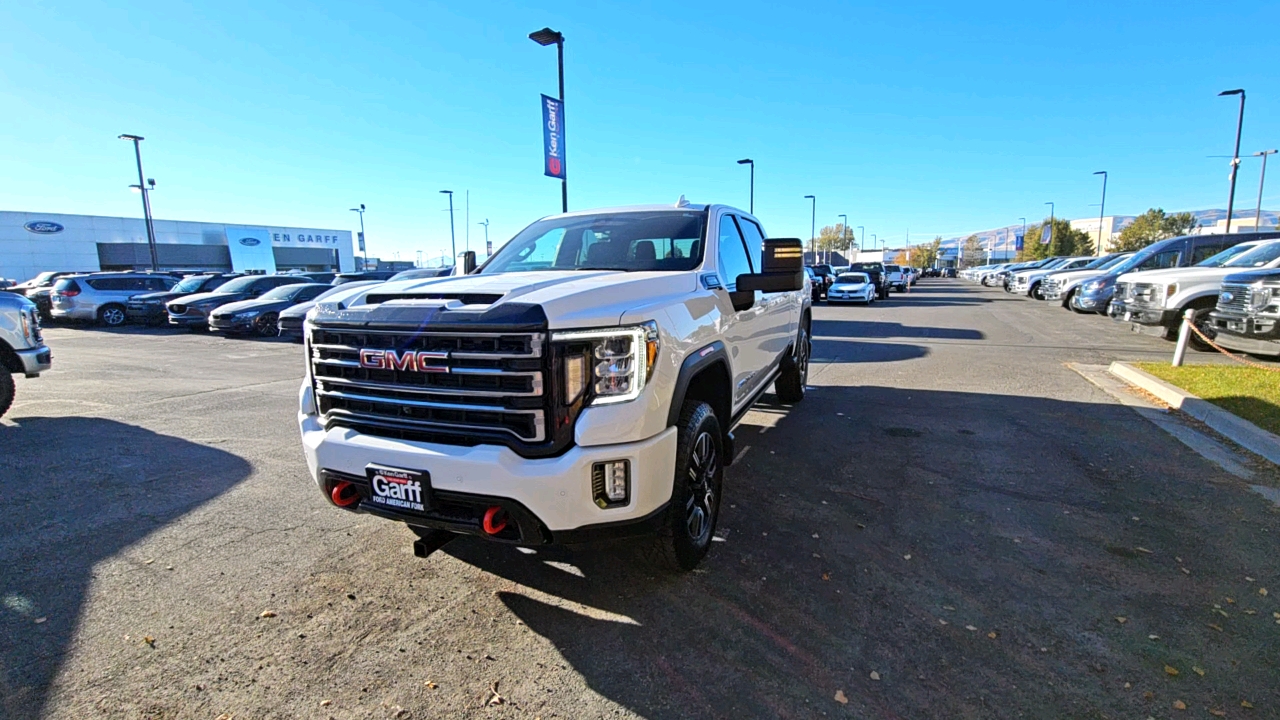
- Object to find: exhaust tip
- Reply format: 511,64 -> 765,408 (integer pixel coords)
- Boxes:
482,506 -> 509,535
330,480 -> 360,508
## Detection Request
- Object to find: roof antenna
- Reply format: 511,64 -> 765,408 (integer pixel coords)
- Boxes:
675,195 -> 689,208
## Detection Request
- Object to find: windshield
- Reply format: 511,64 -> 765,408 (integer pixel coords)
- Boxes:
850,263 -> 882,272
481,211 -> 706,274
836,273 -> 869,283
1110,243 -> 1174,275
1097,253 -> 1132,270
1223,241 -> 1280,268
258,284 -> 308,301
173,275 -> 214,293
215,276 -> 266,293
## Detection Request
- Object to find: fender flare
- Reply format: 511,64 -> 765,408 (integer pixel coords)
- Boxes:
666,341 -> 731,429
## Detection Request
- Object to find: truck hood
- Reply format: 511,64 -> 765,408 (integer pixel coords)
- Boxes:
325,270 -> 699,329
1050,268 -> 1108,285
1116,266 -> 1237,285
1223,267 -> 1280,285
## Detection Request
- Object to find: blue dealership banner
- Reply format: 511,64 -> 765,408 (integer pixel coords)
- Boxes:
541,94 -> 566,179
1041,224 -> 1053,245
1015,233 -> 1024,251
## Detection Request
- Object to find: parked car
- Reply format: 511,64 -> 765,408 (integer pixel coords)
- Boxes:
1109,239 -> 1280,345
288,271 -> 338,284
1008,256 -> 1094,298
125,273 -> 242,324
943,267 -> 957,278
388,267 -> 455,282
332,271 -> 400,285
276,281 -> 383,342
167,274 -> 311,330
1209,267 -> 1280,357
8,271 -> 83,321
1072,233 -> 1275,315
209,283 -> 331,336
807,264 -> 835,298
0,291 -> 52,418
826,272 -> 877,305
848,262 -> 889,298
50,272 -> 179,326
883,264 -> 907,292
1040,253 -> 1134,307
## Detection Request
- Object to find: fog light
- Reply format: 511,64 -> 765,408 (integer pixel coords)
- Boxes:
592,460 -> 630,508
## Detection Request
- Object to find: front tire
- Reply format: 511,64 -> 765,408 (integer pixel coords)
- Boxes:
775,322 -> 810,403
0,372 -> 14,419
650,401 -> 724,572
254,312 -> 280,337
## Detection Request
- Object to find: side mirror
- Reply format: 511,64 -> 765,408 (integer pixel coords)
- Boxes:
735,238 -> 805,294
459,250 -> 477,275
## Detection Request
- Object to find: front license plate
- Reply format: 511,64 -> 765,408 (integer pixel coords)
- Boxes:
1123,311 -> 1132,321
365,464 -> 431,514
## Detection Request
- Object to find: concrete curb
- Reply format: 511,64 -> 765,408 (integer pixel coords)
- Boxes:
1108,361 -> 1280,466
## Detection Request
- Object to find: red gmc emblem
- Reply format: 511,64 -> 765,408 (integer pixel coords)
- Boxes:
359,349 -> 449,373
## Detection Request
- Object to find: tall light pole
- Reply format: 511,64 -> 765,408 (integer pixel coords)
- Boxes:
1093,171 -> 1108,255
349,204 -> 367,270
479,218 -> 491,256
737,159 -> 754,214
804,195 -> 816,260
857,225 -> 865,251
838,214 -> 848,260
1219,89 -> 1246,233
118,134 -> 159,271
440,191 -> 457,265
1254,150 -> 1277,232
1044,202 -> 1055,250
529,27 -> 567,213
870,233 -> 877,251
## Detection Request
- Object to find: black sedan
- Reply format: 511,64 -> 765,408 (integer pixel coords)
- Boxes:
126,273 -> 241,324
167,275 -> 312,330
276,280 -> 383,342
208,283 -> 331,336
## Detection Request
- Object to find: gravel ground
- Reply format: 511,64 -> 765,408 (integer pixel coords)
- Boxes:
2,280 -> 1277,720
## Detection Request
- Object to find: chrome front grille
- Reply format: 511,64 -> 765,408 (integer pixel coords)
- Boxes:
1216,284 -> 1251,314
309,328 -> 548,443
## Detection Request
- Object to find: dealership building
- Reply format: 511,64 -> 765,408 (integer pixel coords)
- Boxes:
0,210 -> 356,283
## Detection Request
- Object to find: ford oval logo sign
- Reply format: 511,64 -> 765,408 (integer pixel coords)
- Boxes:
238,237 -> 261,247
24,221 -> 64,234
1220,292 -> 1234,303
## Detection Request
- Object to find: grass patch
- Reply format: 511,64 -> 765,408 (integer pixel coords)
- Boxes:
1135,362 -> 1280,436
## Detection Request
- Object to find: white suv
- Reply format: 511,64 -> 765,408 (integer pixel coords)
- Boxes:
298,202 -> 810,570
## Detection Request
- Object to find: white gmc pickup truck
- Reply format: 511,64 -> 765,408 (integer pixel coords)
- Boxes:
298,201 -> 810,570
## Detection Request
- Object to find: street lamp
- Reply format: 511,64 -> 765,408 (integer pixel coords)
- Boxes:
1093,171 -> 1108,255
1219,89 -> 1246,233
440,190 -> 456,265
478,218 -> 491,256
1253,150 -> 1277,232
736,159 -> 754,214
804,195 -> 816,260
838,214 -> 848,263
349,204 -> 367,270
118,134 -> 159,271
529,27 -> 567,213
857,226 -> 865,250
870,233 -> 877,251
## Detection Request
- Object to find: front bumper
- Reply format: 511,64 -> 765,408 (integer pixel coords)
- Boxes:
126,302 -> 166,323
278,316 -> 304,340
209,315 -> 257,332
1210,310 -> 1280,342
168,309 -> 212,327
299,397 -> 679,543
1107,301 -> 1176,327
15,345 -> 52,377
1071,289 -> 1113,312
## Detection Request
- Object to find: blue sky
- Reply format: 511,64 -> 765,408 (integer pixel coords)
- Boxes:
2,0 -> 1277,261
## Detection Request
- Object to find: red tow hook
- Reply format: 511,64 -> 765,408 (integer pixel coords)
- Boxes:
330,480 -> 360,507
482,506 -> 509,535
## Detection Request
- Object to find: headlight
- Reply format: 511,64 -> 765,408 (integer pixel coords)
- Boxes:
20,308 -> 38,344
1250,286 -> 1274,311
553,321 -> 659,405
1082,280 -> 1102,293
236,310 -> 261,319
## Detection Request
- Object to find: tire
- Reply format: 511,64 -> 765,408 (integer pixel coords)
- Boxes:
1061,289 -> 1077,309
98,304 -> 127,327
1186,308 -> 1218,351
0,372 -> 13,419
649,400 -> 724,572
1031,283 -> 1044,300
254,312 -> 280,337
774,321 -> 810,404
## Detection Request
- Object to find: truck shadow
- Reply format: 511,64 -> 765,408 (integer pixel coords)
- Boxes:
442,385 -> 1280,719
0,417 -> 251,720
812,319 -> 985,341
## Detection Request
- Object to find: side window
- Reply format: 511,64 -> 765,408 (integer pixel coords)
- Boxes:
88,278 -> 123,291
145,278 -> 169,291
1191,240 -> 1227,264
299,286 -> 328,301
717,215 -> 753,291
1136,248 -> 1181,271
737,218 -> 766,272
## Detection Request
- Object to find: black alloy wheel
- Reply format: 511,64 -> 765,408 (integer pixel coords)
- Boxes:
649,400 -> 725,571
254,312 -> 280,337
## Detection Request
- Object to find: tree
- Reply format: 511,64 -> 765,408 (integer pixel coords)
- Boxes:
892,250 -> 910,265
1112,208 -> 1198,252
1020,217 -> 1093,260
815,224 -> 857,255
959,235 -> 985,268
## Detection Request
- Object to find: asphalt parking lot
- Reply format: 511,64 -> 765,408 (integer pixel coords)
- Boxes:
3,280 -> 1278,719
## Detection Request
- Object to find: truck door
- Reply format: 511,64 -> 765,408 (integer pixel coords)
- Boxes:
713,211 -> 770,411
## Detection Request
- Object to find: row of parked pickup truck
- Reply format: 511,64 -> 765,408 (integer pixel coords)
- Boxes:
959,230 -> 1280,355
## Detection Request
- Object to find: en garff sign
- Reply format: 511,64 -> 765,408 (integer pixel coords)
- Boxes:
272,231 -> 342,245
541,94 -> 566,179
